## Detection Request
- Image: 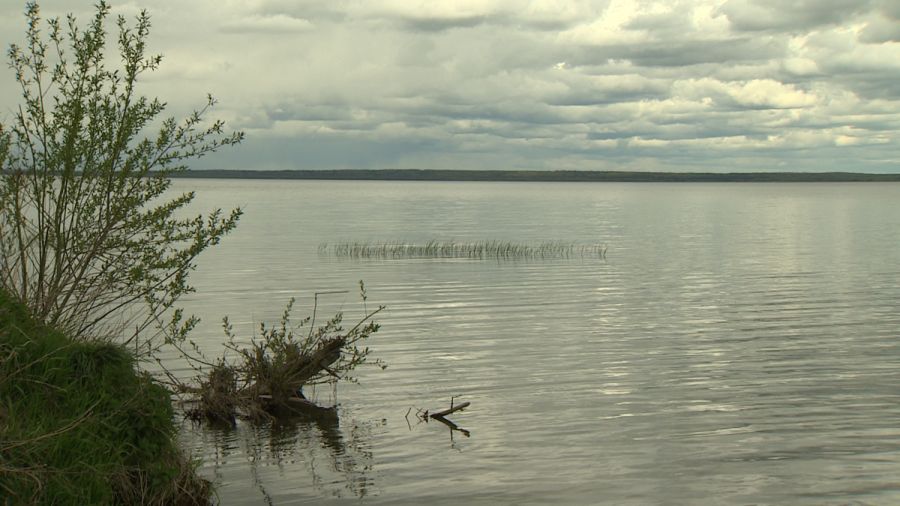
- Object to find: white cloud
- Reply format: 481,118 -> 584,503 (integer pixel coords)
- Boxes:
728,79 -> 817,109
781,57 -> 821,76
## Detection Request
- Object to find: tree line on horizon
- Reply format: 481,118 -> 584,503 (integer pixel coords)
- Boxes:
167,168 -> 900,182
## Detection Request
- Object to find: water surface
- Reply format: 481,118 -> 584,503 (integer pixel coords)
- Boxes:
171,180 -> 900,505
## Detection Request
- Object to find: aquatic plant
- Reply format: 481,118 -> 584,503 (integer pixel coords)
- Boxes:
319,240 -> 608,260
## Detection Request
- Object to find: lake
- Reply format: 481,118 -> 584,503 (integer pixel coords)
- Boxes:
167,179 -> 900,505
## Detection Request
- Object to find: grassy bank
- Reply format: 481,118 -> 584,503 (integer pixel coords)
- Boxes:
0,290 -> 211,505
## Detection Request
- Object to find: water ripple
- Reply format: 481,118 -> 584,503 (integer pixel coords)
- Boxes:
173,180 -> 900,505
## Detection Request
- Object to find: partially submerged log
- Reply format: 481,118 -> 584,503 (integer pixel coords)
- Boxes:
186,337 -> 348,423
258,394 -> 322,408
257,393 -> 338,421
406,398 -> 472,439
250,335 -> 346,403
286,336 -> 345,388
429,401 -> 470,419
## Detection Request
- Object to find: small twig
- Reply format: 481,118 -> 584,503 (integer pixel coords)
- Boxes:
308,290 -> 349,339
343,305 -> 385,345
320,364 -> 341,378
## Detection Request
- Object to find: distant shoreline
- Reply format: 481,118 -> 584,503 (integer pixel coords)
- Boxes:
167,169 -> 900,183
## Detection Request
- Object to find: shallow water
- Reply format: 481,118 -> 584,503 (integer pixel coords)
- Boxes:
170,180 -> 900,505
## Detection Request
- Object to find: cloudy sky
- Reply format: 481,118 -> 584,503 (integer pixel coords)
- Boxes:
1,0 -> 899,172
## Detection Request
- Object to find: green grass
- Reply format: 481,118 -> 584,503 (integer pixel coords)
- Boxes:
0,289 -> 211,505
319,240 -> 608,260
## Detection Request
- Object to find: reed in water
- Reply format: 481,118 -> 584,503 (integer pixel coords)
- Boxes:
319,240 -> 607,260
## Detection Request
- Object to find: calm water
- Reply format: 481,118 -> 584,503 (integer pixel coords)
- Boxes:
169,180 -> 900,505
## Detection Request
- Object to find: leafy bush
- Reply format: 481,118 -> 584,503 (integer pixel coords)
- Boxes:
0,1 -> 241,351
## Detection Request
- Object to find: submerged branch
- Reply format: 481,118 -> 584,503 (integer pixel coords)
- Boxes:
429,401 -> 470,419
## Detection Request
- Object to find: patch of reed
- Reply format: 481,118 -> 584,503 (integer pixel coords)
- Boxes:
319,240 -> 608,260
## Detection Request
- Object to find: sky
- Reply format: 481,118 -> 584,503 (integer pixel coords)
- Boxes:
1,0 -> 899,173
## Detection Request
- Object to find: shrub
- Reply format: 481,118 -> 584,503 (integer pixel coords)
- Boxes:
184,287 -> 385,423
0,1 -> 242,351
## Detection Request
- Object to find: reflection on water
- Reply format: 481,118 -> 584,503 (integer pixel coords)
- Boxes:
405,403 -> 472,447
182,403 -> 379,504
429,416 -> 472,443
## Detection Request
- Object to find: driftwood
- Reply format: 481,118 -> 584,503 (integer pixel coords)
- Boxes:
251,336 -> 346,399
429,401 -> 470,419
258,394 -> 320,407
257,393 -> 338,421
406,397 -> 471,438
188,336 -> 347,423
288,336 -> 345,387
405,397 -> 472,440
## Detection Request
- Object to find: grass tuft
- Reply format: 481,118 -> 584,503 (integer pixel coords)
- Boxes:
0,289 -> 212,505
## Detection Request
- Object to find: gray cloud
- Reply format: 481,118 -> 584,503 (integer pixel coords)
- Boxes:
398,14 -> 493,32
1,0 -> 899,173
859,10 -> 900,43
718,0 -> 875,32
575,36 -> 786,67
220,14 -> 314,34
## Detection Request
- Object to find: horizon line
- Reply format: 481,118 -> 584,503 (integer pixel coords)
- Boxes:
165,168 -> 900,183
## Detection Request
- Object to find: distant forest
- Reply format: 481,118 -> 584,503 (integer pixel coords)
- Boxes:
168,169 -> 900,183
